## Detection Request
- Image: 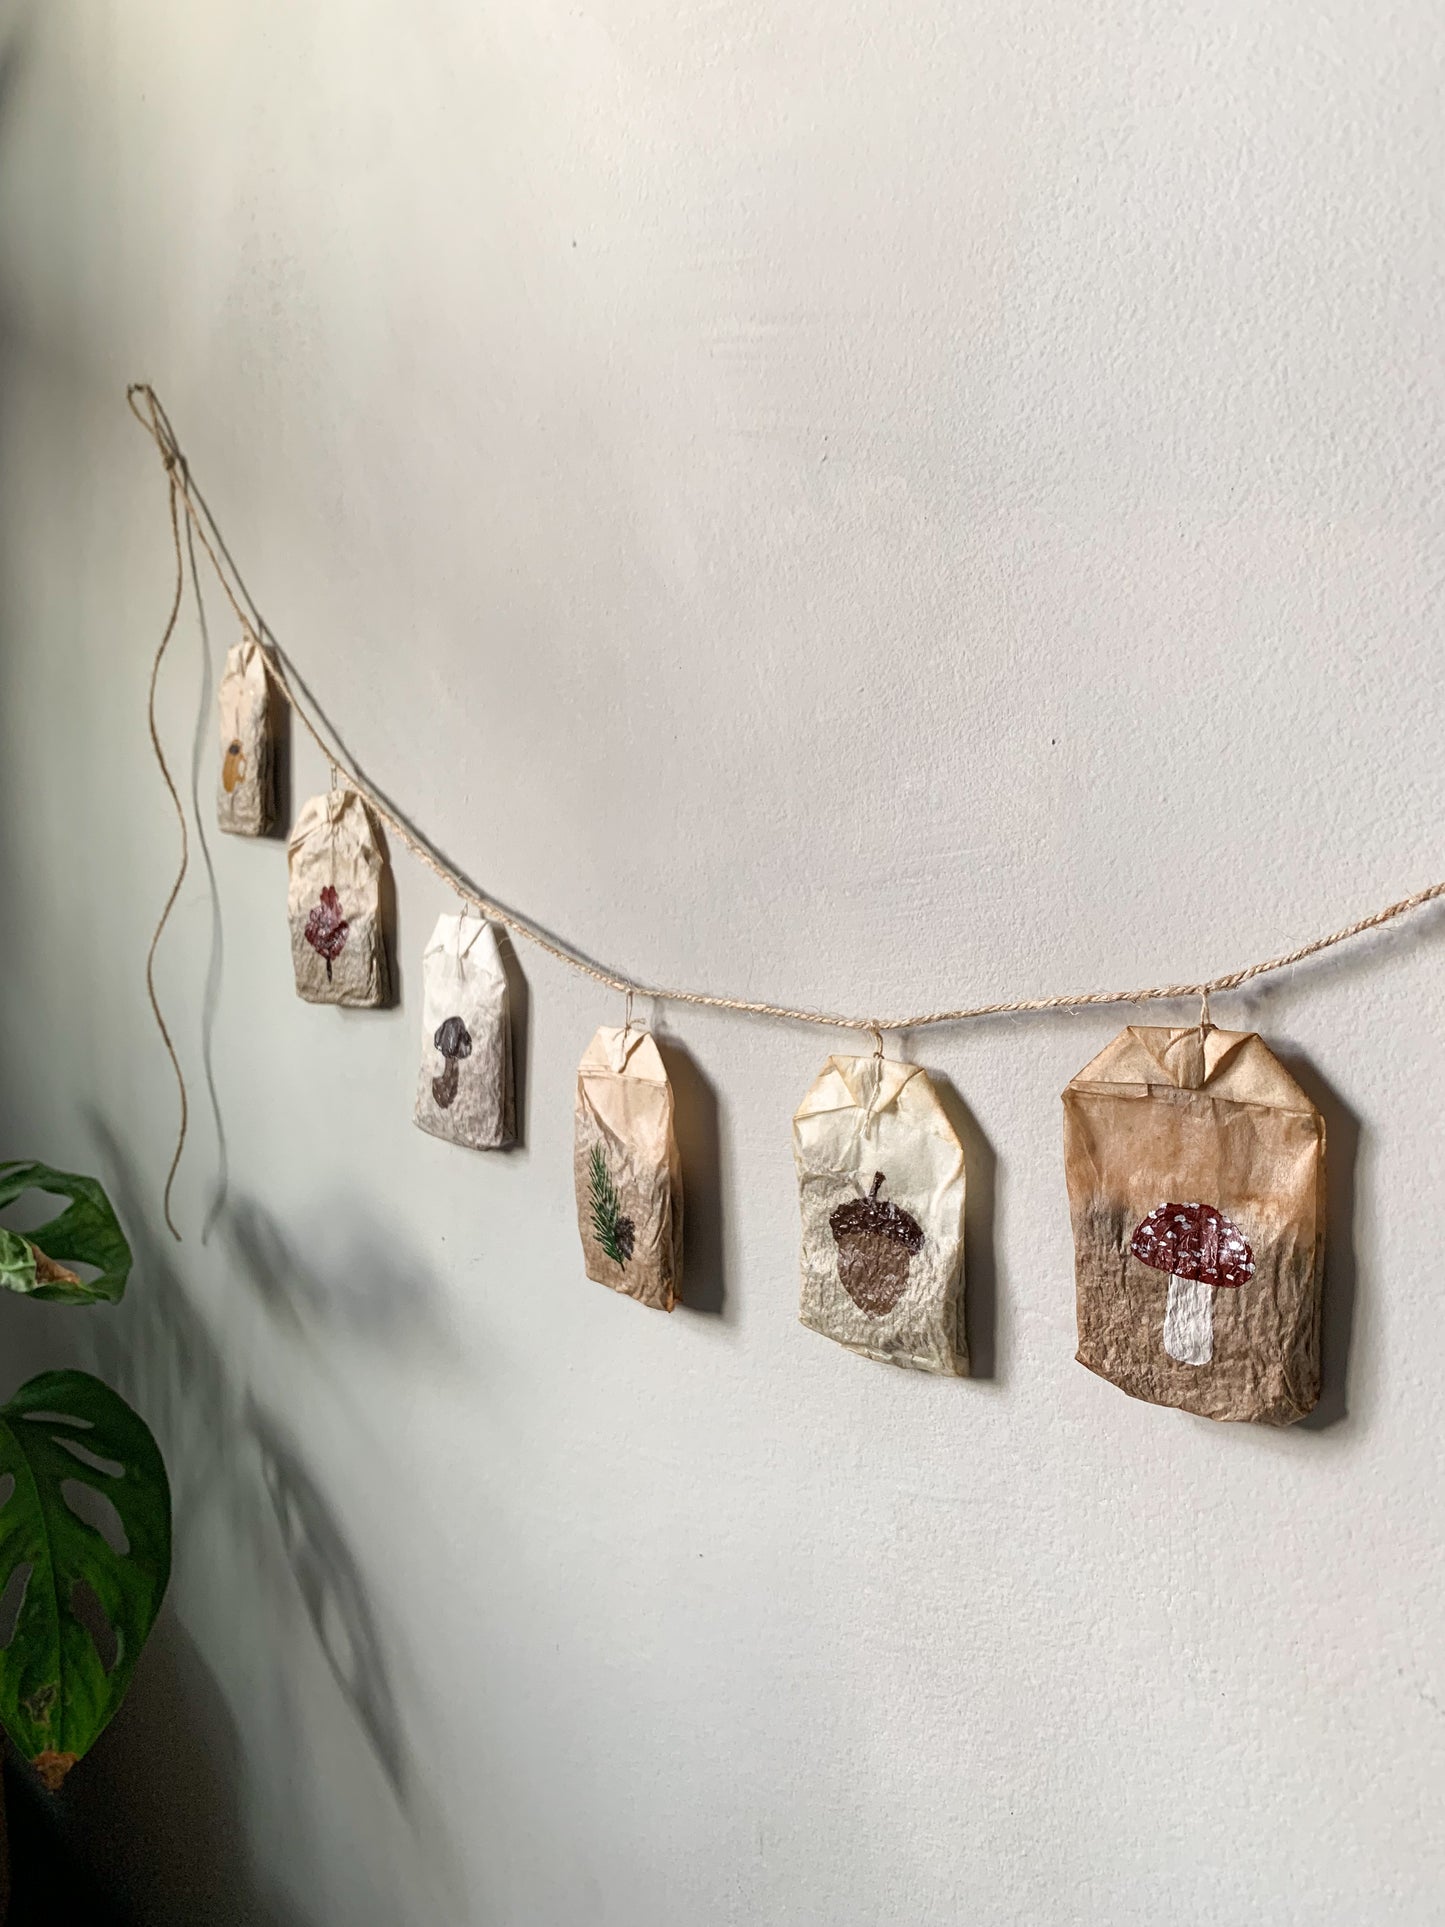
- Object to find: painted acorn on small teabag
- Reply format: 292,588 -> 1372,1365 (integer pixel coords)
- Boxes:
830,1173 -> 924,1315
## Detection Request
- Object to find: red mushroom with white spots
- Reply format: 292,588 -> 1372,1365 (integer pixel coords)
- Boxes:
1129,1202 -> 1254,1366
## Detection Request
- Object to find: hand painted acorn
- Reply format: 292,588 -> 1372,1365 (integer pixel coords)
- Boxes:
829,1172 -> 924,1316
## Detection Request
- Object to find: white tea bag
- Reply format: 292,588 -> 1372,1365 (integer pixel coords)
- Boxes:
414,913 -> 515,1150
573,1027 -> 683,1311
793,1055 -> 967,1375
286,788 -> 390,1008
216,637 -> 275,836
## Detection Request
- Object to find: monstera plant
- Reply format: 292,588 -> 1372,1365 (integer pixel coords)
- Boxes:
0,1162 -> 171,1794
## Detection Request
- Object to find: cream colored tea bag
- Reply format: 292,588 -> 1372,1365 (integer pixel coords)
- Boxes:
1062,1025 -> 1326,1425
574,1027 -> 683,1311
286,788 -> 390,1008
216,637 -> 275,836
414,912 -> 514,1150
793,1055 -> 967,1375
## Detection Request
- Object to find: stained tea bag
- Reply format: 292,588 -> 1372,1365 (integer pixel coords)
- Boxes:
216,636 -> 275,836
793,1054 -> 967,1374
1062,1024 -> 1326,1424
414,912 -> 514,1150
286,788 -> 390,1008
573,1026 -> 683,1311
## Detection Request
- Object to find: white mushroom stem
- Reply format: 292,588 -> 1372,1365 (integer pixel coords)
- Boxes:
1163,1273 -> 1214,1365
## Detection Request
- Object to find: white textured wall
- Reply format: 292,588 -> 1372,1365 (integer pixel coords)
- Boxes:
0,3 -> 1442,1922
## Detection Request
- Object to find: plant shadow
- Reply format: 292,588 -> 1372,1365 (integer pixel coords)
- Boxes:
220,1192 -> 460,1366
30,1614 -> 298,1926
246,1400 -> 409,1804
76,1123 -> 424,1829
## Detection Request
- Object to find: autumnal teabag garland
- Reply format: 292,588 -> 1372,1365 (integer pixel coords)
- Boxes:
130,387 -> 1443,1420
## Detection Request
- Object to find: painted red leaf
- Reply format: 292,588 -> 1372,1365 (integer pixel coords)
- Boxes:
305,884 -> 349,981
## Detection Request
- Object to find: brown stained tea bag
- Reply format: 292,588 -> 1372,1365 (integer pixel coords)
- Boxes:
574,1027 -> 683,1311
216,637 -> 275,836
1062,1025 -> 1326,1425
286,788 -> 390,1008
794,1056 -> 967,1375
414,912 -> 514,1150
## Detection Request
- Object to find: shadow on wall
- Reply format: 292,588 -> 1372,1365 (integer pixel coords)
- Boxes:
654,1035 -> 726,1318
929,1070 -> 998,1381
247,1398 -> 408,1801
37,1614 -> 295,1927
54,1121 -> 440,1916
222,1190 -> 461,1367
498,930 -> 531,1150
1274,1052 -> 1360,1433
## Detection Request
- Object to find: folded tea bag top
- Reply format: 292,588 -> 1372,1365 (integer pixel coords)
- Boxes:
1062,1025 -> 1326,1425
573,1026 -> 683,1312
216,636 -> 275,836
414,912 -> 514,1150
793,1055 -> 967,1376
286,788 -> 390,1008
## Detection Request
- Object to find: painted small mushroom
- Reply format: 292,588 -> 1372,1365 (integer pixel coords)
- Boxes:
1129,1201 -> 1254,1366
432,1014 -> 472,1109
829,1173 -> 924,1316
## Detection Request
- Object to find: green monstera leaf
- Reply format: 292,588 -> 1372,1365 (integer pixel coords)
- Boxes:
0,1161 -> 133,1305
0,1370 -> 171,1787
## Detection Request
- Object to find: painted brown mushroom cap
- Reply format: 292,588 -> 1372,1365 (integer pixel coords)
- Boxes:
434,1016 -> 473,1061
1130,1202 -> 1254,1288
830,1173 -> 924,1253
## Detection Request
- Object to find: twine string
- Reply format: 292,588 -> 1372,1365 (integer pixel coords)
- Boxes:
127,382 -> 1445,1228
132,386 -> 190,1241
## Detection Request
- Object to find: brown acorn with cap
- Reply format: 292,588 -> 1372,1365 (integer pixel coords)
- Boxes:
1129,1200 -> 1254,1366
829,1173 -> 924,1316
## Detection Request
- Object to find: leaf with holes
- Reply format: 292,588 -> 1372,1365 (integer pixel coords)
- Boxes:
0,1162 -> 132,1305
0,1370 -> 170,1788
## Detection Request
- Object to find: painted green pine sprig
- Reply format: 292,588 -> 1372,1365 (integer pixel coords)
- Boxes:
587,1142 -> 635,1268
